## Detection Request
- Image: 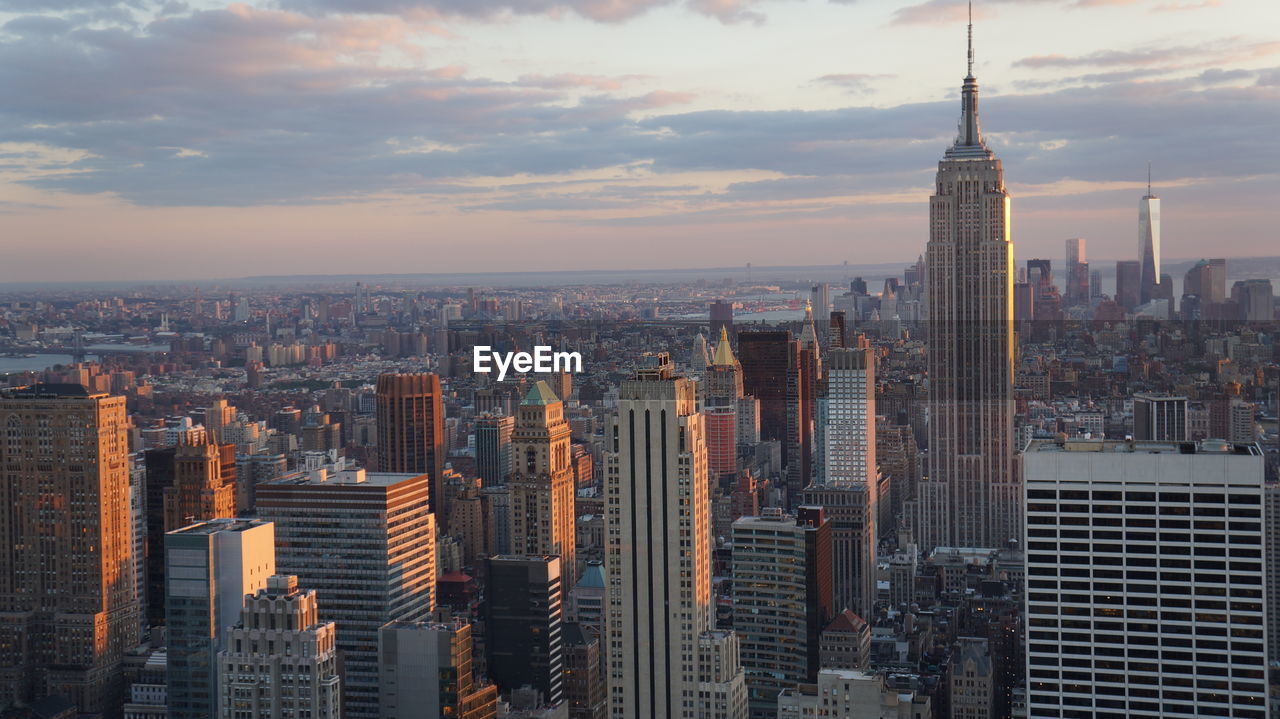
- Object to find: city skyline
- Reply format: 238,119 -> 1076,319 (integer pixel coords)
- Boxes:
0,4 -> 1277,718
0,0 -> 1277,282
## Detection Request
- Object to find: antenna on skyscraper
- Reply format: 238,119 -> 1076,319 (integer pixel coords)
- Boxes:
1147,161 -> 1152,196
967,1 -> 974,78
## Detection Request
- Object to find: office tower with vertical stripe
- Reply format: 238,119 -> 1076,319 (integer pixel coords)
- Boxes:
604,354 -> 712,719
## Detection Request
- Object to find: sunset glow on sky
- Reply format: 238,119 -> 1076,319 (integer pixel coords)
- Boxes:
0,0 -> 1277,281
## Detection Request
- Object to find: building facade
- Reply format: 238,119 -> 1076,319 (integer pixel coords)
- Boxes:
485,555 -> 564,706
731,509 -> 831,718
376,373 -> 447,519
256,469 -> 437,719
475,413 -> 514,488
216,574 -> 341,719
1024,438 -> 1269,719
378,616 -> 499,719
0,384 -> 140,716
922,27 -> 1019,550
604,355 -> 713,718
507,382 -> 577,588
165,519 -> 276,719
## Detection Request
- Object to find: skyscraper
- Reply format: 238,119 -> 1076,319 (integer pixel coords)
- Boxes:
737,330 -> 797,452
508,381 -> 577,588
731,508 -> 832,719
215,574 -> 341,719
379,616 -> 499,719
485,555 -> 564,706
800,483 -> 874,621
1232,279 -> 1276,322
1132,393 -> 1188,442
1024,438 -> 1269,719
164,441 -> 237,532
604,354 -> 712,719
704,327 -> 744,406
1064,237 -> 1089,306
704,327 -> 744,484
0,384 -> 140,715
376,373 -> 447,518
814,348 -> 876,489
1139,167 -> 1162,305
256,468 -> 437,719
922,17 -> 1018,549
788,304 -> 822,500
165,518 -> 276,719
475,413 -> 514,487
809,284 -> 830,331
1115,260 -> 1141,311
1184,258 -> 1227,305
563,622 -> 607,719
709,300 -> 734,341
696,631 -> 749,719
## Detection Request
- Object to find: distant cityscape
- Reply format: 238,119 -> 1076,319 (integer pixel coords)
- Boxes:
2,15 -> 1279,719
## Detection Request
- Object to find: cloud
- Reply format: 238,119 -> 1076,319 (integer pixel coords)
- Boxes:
0,3 -> 1275,229
890,0 -> 1217,25
518,73 -> 651,91
0,0 -> 148,9
890,0 -> 986,26
815,73 -> 894,93
1014,38 -> 1280,70
1153,0 -> 1222,10
278,0 -> 766,23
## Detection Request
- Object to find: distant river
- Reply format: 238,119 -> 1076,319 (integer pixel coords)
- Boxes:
0,353 -> 86,375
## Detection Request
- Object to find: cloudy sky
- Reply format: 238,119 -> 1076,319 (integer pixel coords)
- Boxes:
0,0 -> 1276,282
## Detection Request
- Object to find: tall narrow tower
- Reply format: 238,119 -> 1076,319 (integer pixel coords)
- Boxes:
922,12 -> 1018,549
604,354 -> 712,719
376,373 -> 446,518
1139,164 -> 1162,305
508,381 -> 578,588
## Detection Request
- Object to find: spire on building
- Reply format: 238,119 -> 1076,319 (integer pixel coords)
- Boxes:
800,300 -> 819,349
711,326 -> 738,367
690,332 -> 710,371
967,0 -> 974,79
948,2 -> 990,158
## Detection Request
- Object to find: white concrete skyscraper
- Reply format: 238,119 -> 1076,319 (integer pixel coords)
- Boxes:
922,12 -> 1018,549
809,347 -> 878,618
604,354 -> 712,719
1139,165 -> 1162,305
1024,438 -> 1269,719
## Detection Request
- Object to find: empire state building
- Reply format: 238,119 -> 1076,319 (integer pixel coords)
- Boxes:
919,16 -> 1019,549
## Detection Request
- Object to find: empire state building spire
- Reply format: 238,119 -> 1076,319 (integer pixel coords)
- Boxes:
949,1 -> 990,157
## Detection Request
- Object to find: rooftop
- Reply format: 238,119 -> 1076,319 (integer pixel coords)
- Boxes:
1,383 -> 102,398
522,380 -> 560,406
1029,438 -> 1262,456
168,518 -> 272,536
261,468 -> 426,487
